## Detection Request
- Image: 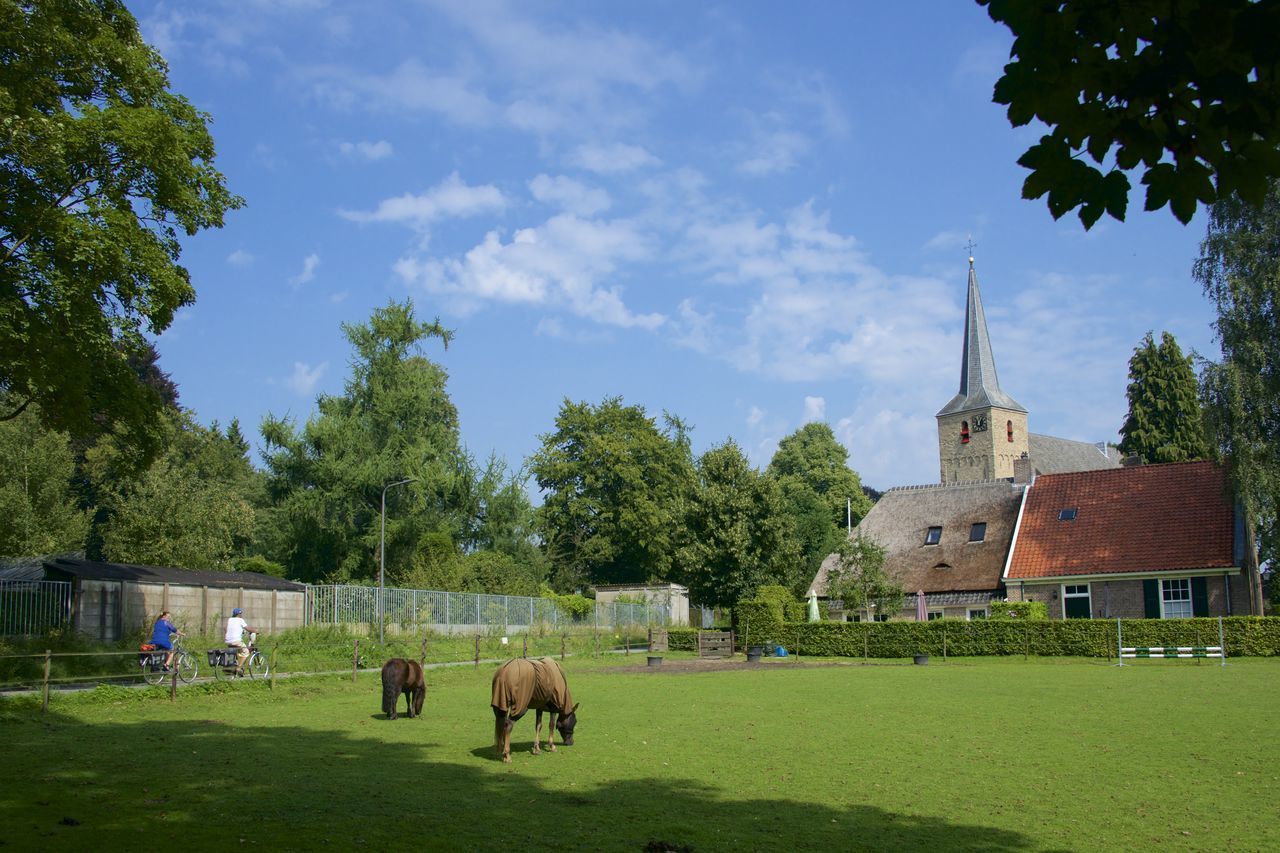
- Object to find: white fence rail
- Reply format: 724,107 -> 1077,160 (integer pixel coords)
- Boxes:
305,584 -> 670,633
0,580 -> 72,636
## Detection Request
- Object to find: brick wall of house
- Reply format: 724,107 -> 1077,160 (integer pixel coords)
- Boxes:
1004,572 -> 1256,619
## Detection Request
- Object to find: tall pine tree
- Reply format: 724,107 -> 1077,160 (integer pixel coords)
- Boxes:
1118,331 -> 1208,464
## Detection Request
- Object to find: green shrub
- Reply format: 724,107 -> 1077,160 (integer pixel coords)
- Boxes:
783,616 -> 1280,658
736,598 -> 784,647
991,601 -> 1048,620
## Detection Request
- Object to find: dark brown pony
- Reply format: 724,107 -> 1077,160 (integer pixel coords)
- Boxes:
381,658 -> 426,720
491,657 -> 579,763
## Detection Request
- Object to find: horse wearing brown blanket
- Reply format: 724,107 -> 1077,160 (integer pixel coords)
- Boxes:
381,658 -> 426,720
491,657 -> 579,763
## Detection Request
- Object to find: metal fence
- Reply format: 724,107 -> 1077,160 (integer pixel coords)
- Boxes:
305,584 -> 670,632
0,580 -> 72,636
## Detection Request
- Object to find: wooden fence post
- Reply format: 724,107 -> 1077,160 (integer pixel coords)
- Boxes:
41,650 -> 51,715
352,639 -> 360,682
270,645 -> 277,690
560,633 -> 566,660
523,634 -> 528,659
169,664 -> 178,702
474,634 -> 480,668
420,636 -> 428,666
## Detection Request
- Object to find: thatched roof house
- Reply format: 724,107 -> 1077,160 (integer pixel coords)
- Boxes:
810,479 -> 1024,620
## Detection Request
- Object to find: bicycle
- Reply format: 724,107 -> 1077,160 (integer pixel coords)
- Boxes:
138,636 -> 198,685
209,632 -> 270,680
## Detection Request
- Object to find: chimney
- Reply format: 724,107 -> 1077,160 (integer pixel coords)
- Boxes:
1013,452 -> 1035,485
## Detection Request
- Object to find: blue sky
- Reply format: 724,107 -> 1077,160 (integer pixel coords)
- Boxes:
140,0 -> 1220,492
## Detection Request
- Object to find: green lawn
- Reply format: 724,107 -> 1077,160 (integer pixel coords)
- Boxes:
1,656 -> 1275,851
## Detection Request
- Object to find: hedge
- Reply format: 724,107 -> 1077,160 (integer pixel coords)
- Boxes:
766,616 -> 1280,658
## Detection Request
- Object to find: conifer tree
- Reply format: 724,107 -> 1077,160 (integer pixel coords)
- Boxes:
1118,331 -> 1208,464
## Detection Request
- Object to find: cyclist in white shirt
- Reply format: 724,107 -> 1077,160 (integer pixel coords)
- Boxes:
224,608 -> 262,676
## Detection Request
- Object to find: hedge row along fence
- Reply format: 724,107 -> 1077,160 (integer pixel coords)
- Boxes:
664,617 -> 1280,658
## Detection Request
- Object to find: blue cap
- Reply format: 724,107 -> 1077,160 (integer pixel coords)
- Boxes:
232,608 -> 243,616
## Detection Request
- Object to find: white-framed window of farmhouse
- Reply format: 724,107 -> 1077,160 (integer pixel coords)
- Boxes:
1062,583 -> 1091,619
967,607 -> 987,620
1161,578 -> 1193,619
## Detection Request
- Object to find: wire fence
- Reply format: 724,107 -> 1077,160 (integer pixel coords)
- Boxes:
1,580 -> 72,636
304,585 -> 670,632
0,624 -> 668,714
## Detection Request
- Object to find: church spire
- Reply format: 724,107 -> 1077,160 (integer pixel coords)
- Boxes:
936,256 -> 1025,417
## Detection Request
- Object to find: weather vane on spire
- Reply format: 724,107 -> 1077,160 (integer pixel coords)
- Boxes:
965,235 -> 977,267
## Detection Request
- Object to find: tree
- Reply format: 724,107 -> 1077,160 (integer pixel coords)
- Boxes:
1118,331 -> 1209,463
774,476 -> 844,595
0,0 -> 242,457
766,422 -> 873,527
260,300 -> 462,583
1195,179 -> 1280,574
0,401 -> 89,556
979,0 -> 1280,228
530,397 -> 695,590
96,412 -> 256,569
824,534 -> 903,622
675,440 -> 803,608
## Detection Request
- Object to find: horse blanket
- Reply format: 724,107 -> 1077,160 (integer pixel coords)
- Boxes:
491,657 -> 574,719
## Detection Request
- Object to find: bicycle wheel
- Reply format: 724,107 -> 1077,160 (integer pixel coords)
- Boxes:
176,652 -> 198,683
141,657 -> 167,686
247,650 -> 269,679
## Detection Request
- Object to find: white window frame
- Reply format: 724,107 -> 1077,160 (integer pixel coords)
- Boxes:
1062,583 -> 1091,619
927,610 -> 944,621
1160,578 -> 1193,619
967,608 -> 987,620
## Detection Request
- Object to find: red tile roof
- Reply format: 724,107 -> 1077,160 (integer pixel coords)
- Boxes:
1006,461 -> 1236,580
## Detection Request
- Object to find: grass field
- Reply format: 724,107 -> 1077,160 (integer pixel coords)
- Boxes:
1,655 -> 1276,851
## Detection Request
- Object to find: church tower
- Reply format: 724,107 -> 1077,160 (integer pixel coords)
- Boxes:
936,257 -> 1029,482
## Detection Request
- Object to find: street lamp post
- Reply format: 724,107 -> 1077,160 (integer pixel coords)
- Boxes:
379,477 -> 416,645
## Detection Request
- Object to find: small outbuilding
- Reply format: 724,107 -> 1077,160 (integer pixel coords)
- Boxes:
593,582 -> 691,626
42,557 -> 306,641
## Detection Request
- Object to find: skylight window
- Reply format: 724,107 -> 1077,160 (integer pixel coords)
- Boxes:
969,522 -> 987,542
1058,508 -> 1078,521
924,526 -> 942,545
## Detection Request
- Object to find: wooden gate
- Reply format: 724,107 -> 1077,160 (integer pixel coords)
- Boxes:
698,630 -> 734,659
648,627 -> 669,652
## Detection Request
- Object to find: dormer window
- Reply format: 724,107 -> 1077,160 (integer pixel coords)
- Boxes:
924,526 -> 942,545
1007,420 -> 1014,442
960,422 -> 970,444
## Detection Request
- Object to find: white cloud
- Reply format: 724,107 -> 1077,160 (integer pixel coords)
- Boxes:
286,361 -> 328,396
571,142 -> 661,174
340,172 -> 506,227
396,213 -> 663,329
923,230 -> 970,252
338,139 -> 393,161
289,253 -> 320,286
803,396 -> 826,423
226,249 -> 254,267
738,127 -> 810,176
529,174 -> 611,215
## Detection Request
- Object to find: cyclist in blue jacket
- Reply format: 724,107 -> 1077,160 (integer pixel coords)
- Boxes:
150,611 -> 184,671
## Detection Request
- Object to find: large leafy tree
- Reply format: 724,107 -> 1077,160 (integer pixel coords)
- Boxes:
1196,180 -> 1280,574
94,411 -> 257,569
0,0 -> 242,459
1118,331 -> 1209,463
0,401 -> 89,556
676,440 -> 803,608
979,0 -> 1280,228
530,397 -> 695,591
260,300 -> 463,584
766,422 -> 873,528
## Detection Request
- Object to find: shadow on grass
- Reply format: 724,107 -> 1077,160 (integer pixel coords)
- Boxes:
1,709 -> 1039,852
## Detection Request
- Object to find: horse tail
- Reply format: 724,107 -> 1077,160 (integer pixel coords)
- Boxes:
381,660 -> 402,716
